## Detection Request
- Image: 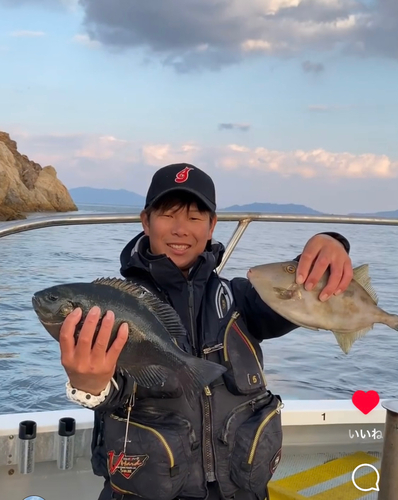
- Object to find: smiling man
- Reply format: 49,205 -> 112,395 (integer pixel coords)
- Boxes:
141,196 -> 217,276
60,163 -> 352,500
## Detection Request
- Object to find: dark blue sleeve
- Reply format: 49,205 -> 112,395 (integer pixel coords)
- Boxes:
231,277 -> 298,341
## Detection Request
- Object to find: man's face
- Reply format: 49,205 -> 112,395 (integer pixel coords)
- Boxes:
141,202 -> 217,274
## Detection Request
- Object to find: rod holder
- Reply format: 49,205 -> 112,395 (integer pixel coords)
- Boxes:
18,420 -> 37,474
57,417 -> 76,470
378,400 -> 398,500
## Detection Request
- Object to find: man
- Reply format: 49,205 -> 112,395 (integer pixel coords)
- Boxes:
60,164 -> 352,500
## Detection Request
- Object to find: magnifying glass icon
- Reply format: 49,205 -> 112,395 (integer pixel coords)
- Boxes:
351,463 -> 380,492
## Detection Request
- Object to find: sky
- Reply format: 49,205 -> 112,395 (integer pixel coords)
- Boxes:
1,0 -> 398,214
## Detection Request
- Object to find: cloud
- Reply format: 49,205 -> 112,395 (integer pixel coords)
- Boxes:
218,123 -> 251,132
66,0 -> 397,71
2,1 -> 398,71
72,34 -> 101,48
218,144 -> 398,179
308,104 -> 332,112
10,31 -> 46,37
11,131 -> 398,184
301,60 -> 325,73
307,104 -> 353,112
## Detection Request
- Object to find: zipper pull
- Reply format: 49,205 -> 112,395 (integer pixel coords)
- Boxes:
204,386 -> 212,396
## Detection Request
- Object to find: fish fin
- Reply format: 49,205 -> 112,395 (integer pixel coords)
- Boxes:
93,277 -> 131,289
383,313 -> 398,331
141,297 -> 188,339
352,265 -> 378,304
333,327 -> 373,354
177,357 -> 227,410
92,278 -> 187,338
127,364 -> 170,388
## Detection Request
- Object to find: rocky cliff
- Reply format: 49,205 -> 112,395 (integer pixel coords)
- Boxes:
0,132 -> 77,221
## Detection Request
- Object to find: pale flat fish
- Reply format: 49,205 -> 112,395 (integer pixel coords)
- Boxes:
247,262 -> 398,354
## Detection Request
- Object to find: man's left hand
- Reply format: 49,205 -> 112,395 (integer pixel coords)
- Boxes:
296,234 -> 353,301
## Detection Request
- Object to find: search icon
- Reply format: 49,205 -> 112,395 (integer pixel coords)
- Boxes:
351,463 -> 380,492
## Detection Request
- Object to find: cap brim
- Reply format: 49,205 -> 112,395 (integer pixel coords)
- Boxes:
146,187 -> 216,212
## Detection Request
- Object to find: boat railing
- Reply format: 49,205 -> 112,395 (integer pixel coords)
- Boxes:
1,212 -> 398,274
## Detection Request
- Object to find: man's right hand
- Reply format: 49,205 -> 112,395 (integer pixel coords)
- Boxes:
59,306 -> 129,395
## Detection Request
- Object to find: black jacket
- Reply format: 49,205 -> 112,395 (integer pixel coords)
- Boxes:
90,231 -> 350,500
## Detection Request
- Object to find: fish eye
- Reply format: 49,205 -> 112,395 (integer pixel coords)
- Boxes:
285,265 -> 296,274
48,293 -> 59,302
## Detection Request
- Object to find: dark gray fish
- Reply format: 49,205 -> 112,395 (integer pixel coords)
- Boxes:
32,278 -> 226,407
247,261 -> 398,354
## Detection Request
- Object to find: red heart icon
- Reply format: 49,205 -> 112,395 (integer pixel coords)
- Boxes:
352,390 -> 380,415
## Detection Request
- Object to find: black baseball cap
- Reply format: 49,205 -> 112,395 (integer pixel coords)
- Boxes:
145,163 -> 216,211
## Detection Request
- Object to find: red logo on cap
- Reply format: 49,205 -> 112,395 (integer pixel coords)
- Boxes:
175,166 -> 193,183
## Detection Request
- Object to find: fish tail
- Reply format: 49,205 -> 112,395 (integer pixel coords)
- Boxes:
177,356 -> 227,409
384,313 -> 398,331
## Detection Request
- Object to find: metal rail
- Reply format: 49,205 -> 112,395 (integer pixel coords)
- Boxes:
1,212 -> 398,274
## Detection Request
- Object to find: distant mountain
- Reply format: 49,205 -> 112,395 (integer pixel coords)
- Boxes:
67,189 -> 397,218
69,187 -> 145,207
349,209 -> 398,218
220,202 -> 323,215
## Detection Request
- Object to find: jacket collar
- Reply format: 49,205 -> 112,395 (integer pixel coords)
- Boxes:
120,231 -> 225,290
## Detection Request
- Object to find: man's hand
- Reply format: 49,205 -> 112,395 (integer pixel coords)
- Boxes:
296,234 -> 353,302
59,306 -> 129,395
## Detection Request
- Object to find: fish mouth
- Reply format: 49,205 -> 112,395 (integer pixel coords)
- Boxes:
39,318 -> 63,327
32,295 -> 63,324
32,294 -> 40,310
